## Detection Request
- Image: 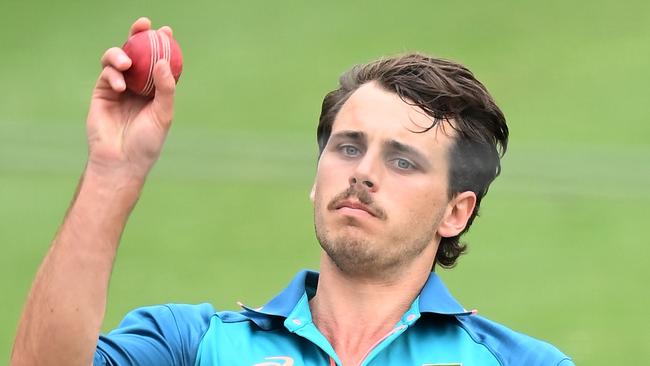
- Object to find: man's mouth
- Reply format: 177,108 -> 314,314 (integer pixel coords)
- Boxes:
335,200 -> 377,217
325,186 -> 387,220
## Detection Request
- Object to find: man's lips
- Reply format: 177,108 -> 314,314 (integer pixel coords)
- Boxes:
334,200 -> 378,217
326,186 -> 387,220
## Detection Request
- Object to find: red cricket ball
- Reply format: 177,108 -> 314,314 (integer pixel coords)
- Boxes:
121,30 -> 183,97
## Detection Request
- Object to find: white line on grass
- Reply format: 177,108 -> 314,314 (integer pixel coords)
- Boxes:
1,120 -> 649,199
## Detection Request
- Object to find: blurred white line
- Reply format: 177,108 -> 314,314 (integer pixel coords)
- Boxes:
1,120 -> 648,199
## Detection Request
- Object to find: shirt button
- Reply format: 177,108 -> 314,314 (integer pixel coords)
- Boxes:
406,314 -> 416,322
292,318 -> 302,325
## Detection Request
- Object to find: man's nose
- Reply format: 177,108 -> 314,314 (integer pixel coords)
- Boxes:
348,155 -> 380,192
349,176 -> 374,189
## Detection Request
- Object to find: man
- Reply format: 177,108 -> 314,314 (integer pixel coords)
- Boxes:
12,18 -> 574,366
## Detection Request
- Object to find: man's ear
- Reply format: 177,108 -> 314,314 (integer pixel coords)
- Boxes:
309,181 -> 316,203
438,191 -> 477,238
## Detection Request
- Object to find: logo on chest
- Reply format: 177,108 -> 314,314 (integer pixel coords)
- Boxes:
253,356 -> 295,366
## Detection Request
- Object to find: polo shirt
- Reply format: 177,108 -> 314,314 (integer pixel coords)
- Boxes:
94,270 -> 574,365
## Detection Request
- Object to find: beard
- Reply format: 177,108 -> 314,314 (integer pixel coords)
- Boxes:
315,229 -> 436,279
314,186 -> 442,279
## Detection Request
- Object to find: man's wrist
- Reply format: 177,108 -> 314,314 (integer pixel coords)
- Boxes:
84,159 -> 149,187
76,162 -> 147,211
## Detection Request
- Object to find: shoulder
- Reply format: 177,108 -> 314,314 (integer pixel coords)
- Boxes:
456,314 -> 575,366
116,303 -> 215,326
95,303 -> 216,366
161,303 -> 217,333
109,303 -> 216,342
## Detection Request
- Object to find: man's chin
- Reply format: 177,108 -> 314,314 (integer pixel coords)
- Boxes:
319,236 -> 394,276
329,212 -> 383,232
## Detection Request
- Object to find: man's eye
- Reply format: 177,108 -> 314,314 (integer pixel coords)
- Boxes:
393,158 -> 414,170
341,145 -> 360,156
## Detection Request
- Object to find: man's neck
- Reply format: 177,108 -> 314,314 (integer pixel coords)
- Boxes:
309,247 -> 435,366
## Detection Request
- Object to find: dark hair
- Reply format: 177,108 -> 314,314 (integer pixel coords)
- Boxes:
316,53 -> 508,269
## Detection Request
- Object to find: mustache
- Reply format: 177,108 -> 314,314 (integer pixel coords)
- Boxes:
326,186 -> 387,220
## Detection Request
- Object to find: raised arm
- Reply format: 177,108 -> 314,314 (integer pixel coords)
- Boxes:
11,17 -> 177,366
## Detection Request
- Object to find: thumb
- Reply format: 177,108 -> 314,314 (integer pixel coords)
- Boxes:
151,59 -> 176,128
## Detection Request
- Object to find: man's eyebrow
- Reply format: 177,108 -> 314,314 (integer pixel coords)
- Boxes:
329,130 -> 367,143
385,140 -> 431,167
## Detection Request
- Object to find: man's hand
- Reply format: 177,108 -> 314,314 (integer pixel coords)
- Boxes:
11,17 -> 178,366
86,17 -> 176,179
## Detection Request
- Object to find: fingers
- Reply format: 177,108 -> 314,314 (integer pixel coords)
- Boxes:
127,17 -> 172,36
101,47 -> 131,70
95,65 -> 127,94
129,17 -> 151,37
98,48 -> 130,95
103,19 -> 171,71
159,26 -> 173,38
127,17 -> 173,41
151,60 -> 176,127
95,18 -> 175,100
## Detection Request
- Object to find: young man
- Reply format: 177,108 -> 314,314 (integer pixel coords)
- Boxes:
12,18 -> 574,366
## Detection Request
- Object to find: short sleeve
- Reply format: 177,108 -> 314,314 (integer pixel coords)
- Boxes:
94,303 -> 215,366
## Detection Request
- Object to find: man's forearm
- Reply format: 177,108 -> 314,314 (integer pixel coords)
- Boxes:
11,169 -> 145,366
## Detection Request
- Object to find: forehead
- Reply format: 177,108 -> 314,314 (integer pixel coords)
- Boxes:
332,82 -> 455,153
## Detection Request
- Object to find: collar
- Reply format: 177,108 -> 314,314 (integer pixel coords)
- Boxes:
417,271 -> 472,315
240,270 -> 317,318
237,269 -> 471,329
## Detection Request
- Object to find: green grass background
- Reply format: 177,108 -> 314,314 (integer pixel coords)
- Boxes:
2,0 -> 649,364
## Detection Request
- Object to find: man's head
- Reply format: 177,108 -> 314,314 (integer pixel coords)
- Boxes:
312,54 -> 508,275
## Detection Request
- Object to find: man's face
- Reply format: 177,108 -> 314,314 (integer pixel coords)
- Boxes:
312,82 -> 457,278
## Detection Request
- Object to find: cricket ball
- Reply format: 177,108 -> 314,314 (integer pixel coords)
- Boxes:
121,30 -> 183,97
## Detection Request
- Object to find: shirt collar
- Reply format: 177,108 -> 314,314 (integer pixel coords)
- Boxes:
417,271 -> 471,315
241,270 -> 317,318
238,269 -> 470,328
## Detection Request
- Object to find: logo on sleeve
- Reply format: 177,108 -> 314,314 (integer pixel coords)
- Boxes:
253,356 -> 295,366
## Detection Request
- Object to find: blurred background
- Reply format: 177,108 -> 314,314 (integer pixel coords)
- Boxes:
1,0 -> 649,364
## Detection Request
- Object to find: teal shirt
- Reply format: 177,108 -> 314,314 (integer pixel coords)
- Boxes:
95,270 -> 574,365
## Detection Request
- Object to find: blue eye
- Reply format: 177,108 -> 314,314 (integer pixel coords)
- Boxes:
394,158 -> 414,170
341,145 -> 360,156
